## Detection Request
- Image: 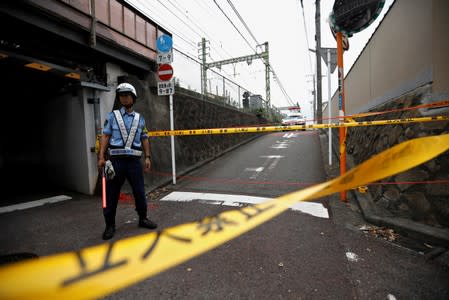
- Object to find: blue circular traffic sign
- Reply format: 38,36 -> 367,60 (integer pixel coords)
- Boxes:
156,34 -> 173,53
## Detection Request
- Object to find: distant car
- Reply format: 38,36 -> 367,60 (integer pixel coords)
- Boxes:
281,114 -> 306,129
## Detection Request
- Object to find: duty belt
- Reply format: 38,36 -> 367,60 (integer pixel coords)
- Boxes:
109,148 -> 142,157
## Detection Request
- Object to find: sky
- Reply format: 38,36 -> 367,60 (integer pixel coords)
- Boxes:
126,0 -> 395,120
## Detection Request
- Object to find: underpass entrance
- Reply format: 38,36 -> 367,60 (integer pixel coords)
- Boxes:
0,53 -> 80,205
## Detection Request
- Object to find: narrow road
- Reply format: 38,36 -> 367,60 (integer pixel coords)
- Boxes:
105,131 -> 449,299
0,131 -> 447,299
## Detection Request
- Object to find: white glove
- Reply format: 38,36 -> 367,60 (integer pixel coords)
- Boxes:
104,160 -> 115,180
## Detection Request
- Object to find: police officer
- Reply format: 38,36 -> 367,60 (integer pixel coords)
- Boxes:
98,82 -> 157,240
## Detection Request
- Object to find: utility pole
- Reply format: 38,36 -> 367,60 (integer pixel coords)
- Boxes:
199,37 -> 208,95
315,0 -> 322,123
312,74 -> 316,121
263,42 -> 270,112
306,73 -> 316,121
201,39 -> 270,111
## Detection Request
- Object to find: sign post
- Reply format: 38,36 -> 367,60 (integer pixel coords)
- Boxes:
169,92 -> 175,184
320,47 -> 337,167
156,34 -> 176,184
330,0 -> 386,202
327,48 -> 333,166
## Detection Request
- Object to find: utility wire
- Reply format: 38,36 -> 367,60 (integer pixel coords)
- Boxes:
154,0 -> 237,79
174,47 -> 252,97
156,0 -> 204,40
296,0 -> 316,116
297,0 -> 314,74
168,0 -> 230,61
163,0 -> 251,85
226,0 -> 259,45
192,0 -> 259,82
129,0 -> 197,49
129,0 -> 238,86
173,0 -> 262,85
213,0 -> 256,52
130,0 -> 286,105
216,0 -> 295,107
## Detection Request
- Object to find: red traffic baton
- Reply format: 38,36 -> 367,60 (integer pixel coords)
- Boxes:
102,169 -> 107,208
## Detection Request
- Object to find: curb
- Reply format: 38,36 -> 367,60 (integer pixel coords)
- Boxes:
354,190 -> 449,247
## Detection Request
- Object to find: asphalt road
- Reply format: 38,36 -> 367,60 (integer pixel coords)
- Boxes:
0,131 -> 448,299
108,131 -> 449,299
173,130 -> 326,198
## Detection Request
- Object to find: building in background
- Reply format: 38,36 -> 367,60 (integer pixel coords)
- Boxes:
249,94 -> 263,110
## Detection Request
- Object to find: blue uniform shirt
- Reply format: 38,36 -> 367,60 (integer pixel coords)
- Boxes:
103,107 -> 149,149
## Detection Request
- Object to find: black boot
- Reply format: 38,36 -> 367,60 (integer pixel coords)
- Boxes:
138,218 -> 157,229
102,224 -> 115,240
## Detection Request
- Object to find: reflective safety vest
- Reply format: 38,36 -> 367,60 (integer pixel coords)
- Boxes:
108,110 -> 142,157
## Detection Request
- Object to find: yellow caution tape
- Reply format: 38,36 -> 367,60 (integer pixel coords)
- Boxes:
148,115 -> 449,137
1,133 -> 449,300
345,117 -> 356,123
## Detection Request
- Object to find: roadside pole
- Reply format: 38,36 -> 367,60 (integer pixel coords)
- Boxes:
156,34 -> 176,185
169,92 -> 176,184
330,0 -> 385,202
336,32 -> 347,202
318,47 -> 336,166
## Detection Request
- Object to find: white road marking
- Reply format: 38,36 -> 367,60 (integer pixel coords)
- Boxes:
268,157 -> 282,170
270,143 -> 288,149
160,191 -> 329,218
271,142 -> 289,149
289,202 -> 329,218
0,195 -> 72,214
244,156 -> 284,179
245,167 -> 264,172
260,155 -> 284,170
244,167 -> 264,179
282,133 -> 298,138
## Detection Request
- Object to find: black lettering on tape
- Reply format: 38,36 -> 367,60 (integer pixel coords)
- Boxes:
62,243 -> 127,287
141,231 -> 192,260
197,215 -> 238,236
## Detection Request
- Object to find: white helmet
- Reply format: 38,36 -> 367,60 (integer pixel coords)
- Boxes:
116,83 -> 137,99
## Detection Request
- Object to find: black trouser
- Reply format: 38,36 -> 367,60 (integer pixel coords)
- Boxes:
103,156 -> 147,226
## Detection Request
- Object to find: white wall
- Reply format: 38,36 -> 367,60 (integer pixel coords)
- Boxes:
323,0 -> 439,117
41,62 -> 126,195
83,63 -> 128,194
78,63 -> 127,194
44,90 -> 91,194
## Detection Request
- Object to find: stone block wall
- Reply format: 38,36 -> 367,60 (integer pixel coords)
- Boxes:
344,85 -> 449,228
